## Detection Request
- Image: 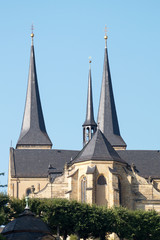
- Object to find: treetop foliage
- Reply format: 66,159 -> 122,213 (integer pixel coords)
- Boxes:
0,195 -> 160,240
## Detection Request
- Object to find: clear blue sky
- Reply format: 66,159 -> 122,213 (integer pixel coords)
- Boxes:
0,0 -> 160,190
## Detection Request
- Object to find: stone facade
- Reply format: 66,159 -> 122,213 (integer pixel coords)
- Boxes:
9,156 -> 160,213
31,161 -> 160,211
7,33 -> 160,234
7,34 -> 160,240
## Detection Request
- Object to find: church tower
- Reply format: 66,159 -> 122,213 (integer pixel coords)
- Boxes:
16,33 -> 52,149
97,32 -> 126,150
82,59 -> 97,145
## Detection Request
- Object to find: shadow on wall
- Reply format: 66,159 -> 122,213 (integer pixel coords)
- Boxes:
96,174 -> 108,206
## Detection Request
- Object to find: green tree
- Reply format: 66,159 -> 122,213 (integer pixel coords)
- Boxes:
0,234 -> 6,240
8,197 -> 25,220
0,193 -> 10,225
131,210 -> 160,240
28,198 -> 43,217
6,197 -> 160,240
36,199 -> 98,240
0,173 -> 7,188
89,205 -> 114,240
112,206 -> 133,240
37,198 -> 77,240
72,201 -> 93,239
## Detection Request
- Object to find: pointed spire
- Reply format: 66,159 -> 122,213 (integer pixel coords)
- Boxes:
83,58 -> 97,127
97,31 -> 126,150
83,58 -> 97,146
16,33 -> 52,149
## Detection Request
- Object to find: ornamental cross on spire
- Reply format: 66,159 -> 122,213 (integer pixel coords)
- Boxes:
105,25 -> 107,37
104,25 -> 108,48
31,24 -> 34,33
31,24 -> 34,45
89,56 -> 92,63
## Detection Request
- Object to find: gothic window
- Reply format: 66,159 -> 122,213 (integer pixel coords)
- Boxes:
97,175 -> 107,185
118,178 -> 122,205
96,175 -> 107,205
81,176 -> 87,202
26,188 -> 31,196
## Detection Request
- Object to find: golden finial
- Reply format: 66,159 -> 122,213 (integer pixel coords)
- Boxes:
89,56 -> 92,64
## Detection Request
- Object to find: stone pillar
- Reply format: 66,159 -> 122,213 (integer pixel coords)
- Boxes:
86,174 -> 94,204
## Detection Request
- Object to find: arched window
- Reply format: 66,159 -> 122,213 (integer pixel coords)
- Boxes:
96,175 -> 107,205
26,188 -> 31,196
81,176 -> 87,202
97,175 -> 107,185
118,178 -> 122,205
86,128 -> 89,142
91,128 -> 94,136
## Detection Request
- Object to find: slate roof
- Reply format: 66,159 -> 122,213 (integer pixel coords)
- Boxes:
16,41 -> 52,148
83,64 -> 97,127
118,150 -> 160,179
2,209 -> 54,240
97,40 -> 126,148
10,147 -> 160,179
72,129 -> 126,164
10,148 -> 79,178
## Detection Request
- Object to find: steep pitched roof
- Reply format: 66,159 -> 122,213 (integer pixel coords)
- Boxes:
16,38 -> 52,148
2,209 -> 54,240
10,148 -> 79,178
83,63 -> 97,127
73,129 -> 125,163
118,150 -> 160,179
97,37 -> 126,148
10,147 -> 160,179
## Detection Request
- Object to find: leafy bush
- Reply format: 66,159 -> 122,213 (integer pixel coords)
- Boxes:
2,197 -> 160,240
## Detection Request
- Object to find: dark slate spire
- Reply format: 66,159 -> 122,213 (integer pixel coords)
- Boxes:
73,129 -> 126,164
97,33 -> 126,149
16,33 -> 52,149
83,60 -> 97,146
83,60 -> 97,127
